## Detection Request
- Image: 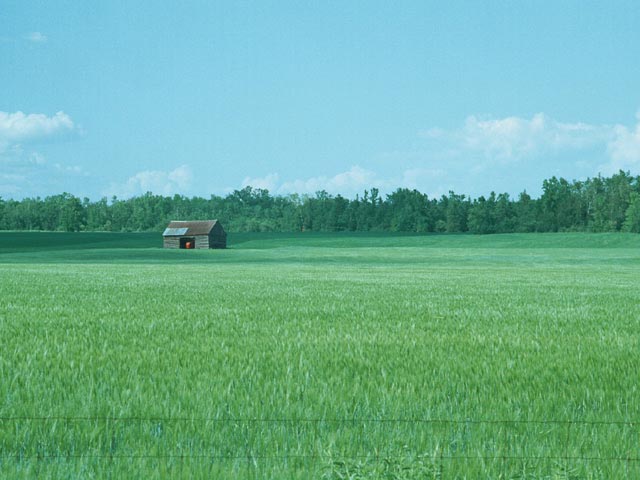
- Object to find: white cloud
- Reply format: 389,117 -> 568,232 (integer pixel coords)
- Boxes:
167,164 -> 192,189
600,113 -> 640,174
241,173 -> 280,191
239,166 -> 384,196
401,168 -> 446,190
0,148 -> 93,199
233,112 -> 640,201
25,32 -> 47,43
54,163 -> 88,176
278,166 -> 383,195
0,111 -> 75,151
105,165 -> 194,198
239,166 -> 450,198
419,111 -> 640,186
429,113 -> 609,162
0,112 -> 84,198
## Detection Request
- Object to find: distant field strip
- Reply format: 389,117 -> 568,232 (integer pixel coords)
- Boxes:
1,232 -> 639,478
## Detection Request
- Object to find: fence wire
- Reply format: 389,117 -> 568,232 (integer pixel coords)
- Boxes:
1,417 -> 638,477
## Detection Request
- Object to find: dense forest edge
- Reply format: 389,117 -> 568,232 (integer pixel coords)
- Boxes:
1,171 -> 640,234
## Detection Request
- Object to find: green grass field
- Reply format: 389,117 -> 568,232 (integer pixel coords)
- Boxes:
1,232 -> 639,478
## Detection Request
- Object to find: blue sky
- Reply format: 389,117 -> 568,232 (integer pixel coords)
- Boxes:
2,1 -> 640,200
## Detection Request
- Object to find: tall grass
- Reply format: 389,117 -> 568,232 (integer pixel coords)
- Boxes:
0,232 -> 639,478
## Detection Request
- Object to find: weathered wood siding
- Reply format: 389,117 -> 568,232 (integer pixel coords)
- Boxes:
194,235 -> 209,249
163,237 -> 180,249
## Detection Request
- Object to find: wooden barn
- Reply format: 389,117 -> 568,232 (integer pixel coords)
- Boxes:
162,220 -> 227,249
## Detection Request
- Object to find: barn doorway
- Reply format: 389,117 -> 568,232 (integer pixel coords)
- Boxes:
179,237 -> 196,249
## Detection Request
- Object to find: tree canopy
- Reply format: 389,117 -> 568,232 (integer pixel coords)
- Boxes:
1,171 -> 639,234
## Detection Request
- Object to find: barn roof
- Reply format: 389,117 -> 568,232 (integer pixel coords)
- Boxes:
162,220 -> 221,236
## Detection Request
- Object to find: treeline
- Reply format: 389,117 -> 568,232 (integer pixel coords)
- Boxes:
1,171 -> 640,233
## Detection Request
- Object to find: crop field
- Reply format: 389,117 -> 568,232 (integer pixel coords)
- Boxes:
1,231 -> 639,479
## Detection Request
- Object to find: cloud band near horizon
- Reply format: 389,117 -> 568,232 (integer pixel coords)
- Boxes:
2,110 -> 640,200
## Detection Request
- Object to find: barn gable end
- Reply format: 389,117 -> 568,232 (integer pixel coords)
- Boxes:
162,220 -> 227,249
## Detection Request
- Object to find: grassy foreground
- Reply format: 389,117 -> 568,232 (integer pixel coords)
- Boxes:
1,232 -> 639,478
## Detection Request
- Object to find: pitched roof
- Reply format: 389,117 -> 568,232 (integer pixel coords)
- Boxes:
162,220 -> 220,236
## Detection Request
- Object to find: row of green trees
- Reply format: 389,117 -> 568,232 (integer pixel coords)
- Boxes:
1,171 -> 640,233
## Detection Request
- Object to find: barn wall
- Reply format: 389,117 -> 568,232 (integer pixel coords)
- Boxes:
164,235 -> 213,248
209,231 -> 226,249
163,237 -> 180,249
209,222 -> 227,248
194,235 -> 209,249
